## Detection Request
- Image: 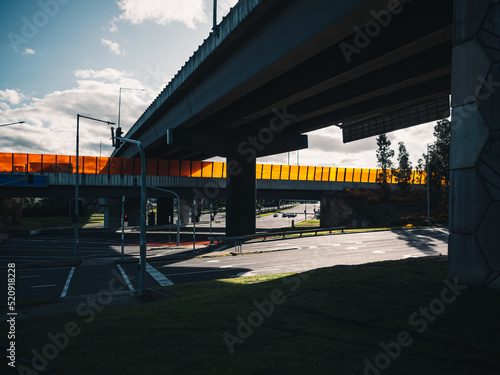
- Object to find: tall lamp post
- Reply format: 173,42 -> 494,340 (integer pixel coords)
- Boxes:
0,121 -> 25,128
117,87 -> 145,262
74,115 -> 115,261
426,143 -> 431,227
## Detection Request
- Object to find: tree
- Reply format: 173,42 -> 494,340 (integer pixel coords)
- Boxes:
417,119 -> 451,218
432,119 -> 451,186
376,134 -> 395,193
396,141 -> 413,195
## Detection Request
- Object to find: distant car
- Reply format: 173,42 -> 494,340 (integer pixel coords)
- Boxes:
273,214 -> 278,217
282,213 -> 287,218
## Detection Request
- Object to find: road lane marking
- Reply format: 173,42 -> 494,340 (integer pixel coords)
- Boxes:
373,251 -> 386,254
403,254 -> 420,259
146,263 -> 174,286
116,264 -> 135,292
237,271 -> 257,277
60,267 -> 75,298
164,269 -> 236,277
32,284 -> 57,289
346,247 -> 358,250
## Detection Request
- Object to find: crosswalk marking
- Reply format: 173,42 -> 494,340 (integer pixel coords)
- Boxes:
117,264 -> 135,292
146,263 -> 174,286
60,267 -> 75,298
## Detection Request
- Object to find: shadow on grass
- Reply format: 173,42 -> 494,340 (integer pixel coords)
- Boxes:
7,257 -> 500,375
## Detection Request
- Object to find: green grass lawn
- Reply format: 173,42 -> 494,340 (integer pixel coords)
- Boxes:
294,219 -> 320,227
9,258 -> 500,374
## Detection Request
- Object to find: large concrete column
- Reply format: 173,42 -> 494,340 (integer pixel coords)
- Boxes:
226,156 -> 256,237
98,198 -> 121,229
127,197 -> 141,227
179,199 -> 191,225
157,197 -> 174,225
449,0 -> 500,288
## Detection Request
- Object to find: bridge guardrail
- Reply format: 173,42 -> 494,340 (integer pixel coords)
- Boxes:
213,226 -> 346,253
0,152 -> 427,185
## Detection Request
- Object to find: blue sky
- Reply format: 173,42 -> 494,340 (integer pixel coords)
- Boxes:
0,0 -> 438,168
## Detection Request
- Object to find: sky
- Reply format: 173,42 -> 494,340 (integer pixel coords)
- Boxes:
0,0 -> 442,169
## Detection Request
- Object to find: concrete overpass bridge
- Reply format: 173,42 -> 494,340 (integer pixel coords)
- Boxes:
113,0 -> 453,238
108,0 -> 499,287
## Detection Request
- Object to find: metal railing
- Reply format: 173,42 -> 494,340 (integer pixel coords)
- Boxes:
0,152 -> 427,185
213,226 -> 346,253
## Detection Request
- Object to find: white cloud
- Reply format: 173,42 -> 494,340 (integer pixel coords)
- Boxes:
74,68 -> 131,82
0,69 -> 154,156
107,20 -> 119,33
0,89 -> 26,105
101,38 -> 125,55
117,0 -> 207,29
23,48 -> 36,55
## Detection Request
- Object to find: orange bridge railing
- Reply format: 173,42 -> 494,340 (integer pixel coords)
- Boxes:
0,152 -> 426,184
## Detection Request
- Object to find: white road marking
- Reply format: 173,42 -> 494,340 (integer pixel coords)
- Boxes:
117,264 -> 135,292
220,265 -> 235,269
32,284 -> 57,289
373,251 -> 386,254
332,244 -> 341,247
309,246 -> 317,249
60,267 -> 75,298
237,271 -> 257,277
146,263 -> 174,286
403,254 -> 420,259
164,269 -> 233,277
347,247 -> 358,250
206,260 -> 220,263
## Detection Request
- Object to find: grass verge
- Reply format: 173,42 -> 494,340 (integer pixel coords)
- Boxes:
8,258 -> 500,374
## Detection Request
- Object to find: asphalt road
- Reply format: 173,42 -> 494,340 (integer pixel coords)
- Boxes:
199,203 -> 317,229
0,228 -> 448,304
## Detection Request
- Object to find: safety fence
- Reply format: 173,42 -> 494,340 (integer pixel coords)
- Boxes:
0,152 -> 426,184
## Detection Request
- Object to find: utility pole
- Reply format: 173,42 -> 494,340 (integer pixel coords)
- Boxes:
427,143 -> 431,227
113,135 -> 147,296
213,0 -> 217,30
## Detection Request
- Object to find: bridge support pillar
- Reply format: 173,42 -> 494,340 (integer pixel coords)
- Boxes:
157,197 -> 174,225
449,0 -> 500,288
99,198 -> 121,229
127,198 -> 141,227
179,199 -> 191,225
226,156 -> 256,237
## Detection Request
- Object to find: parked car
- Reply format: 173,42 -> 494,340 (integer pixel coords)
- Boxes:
273,214 -> 278,217
282,213 -> 287,218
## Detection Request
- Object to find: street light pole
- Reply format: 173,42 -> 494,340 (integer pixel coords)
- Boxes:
213,0 -> 217,30
0,121 -> 25,128
114,136 -> 147,296
427,143 -> 431,227
75,115 -> 115,261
